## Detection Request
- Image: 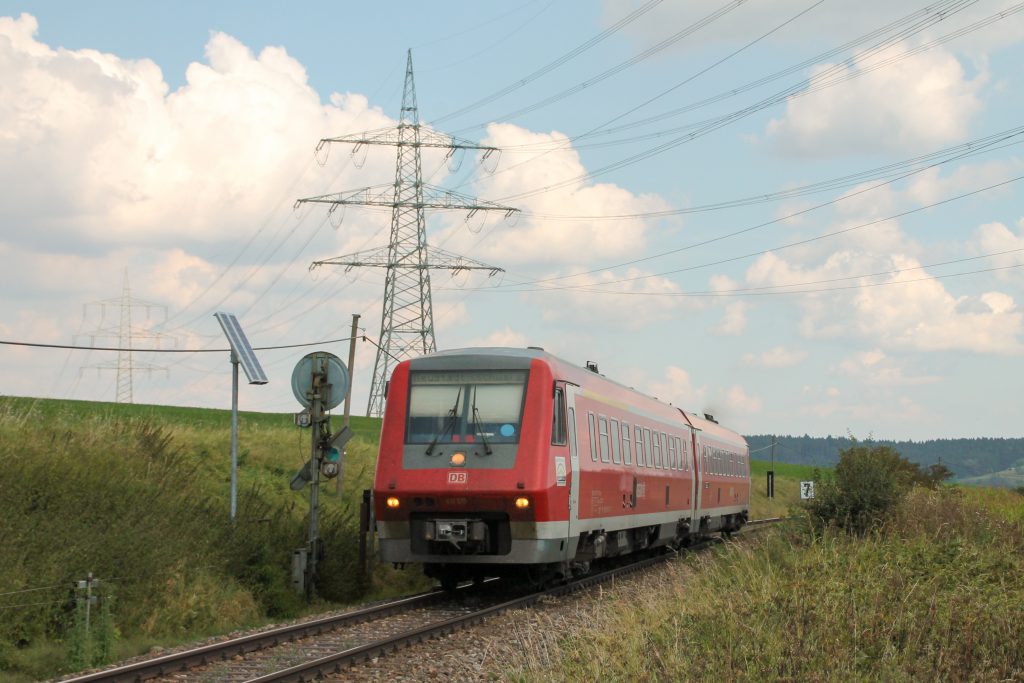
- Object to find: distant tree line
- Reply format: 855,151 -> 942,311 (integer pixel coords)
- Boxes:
745,434 -> 1024,480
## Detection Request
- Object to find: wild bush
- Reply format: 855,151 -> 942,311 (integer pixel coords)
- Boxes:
803,440 -> 952,535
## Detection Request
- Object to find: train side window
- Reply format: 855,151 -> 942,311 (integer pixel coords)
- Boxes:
643,428 -> 653,467
621,423 -> 632,465
588,412 -> 598,462
635,426 -> 645,467
668,436 -> 677,471
702,446 -> 708,473
660,432 -> 669,469
610,419 -> 622,464
551,387 -> 567,445
651,430 -> 661,469
598,415 -> 611,463
730,454 -> 736,477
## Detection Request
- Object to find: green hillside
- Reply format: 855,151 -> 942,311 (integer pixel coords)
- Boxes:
746,433 -> 1024,484
0,395 -> 415,682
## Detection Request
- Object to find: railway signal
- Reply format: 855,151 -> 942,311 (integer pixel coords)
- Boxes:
289,351 -> 351,598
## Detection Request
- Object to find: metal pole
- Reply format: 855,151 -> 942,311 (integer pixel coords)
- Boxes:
344,314 -> 360,427
230,352 -> 240,520
307,356 -> 324,599
359,489 -> 369,583
84,573 -> 92,638
769,435 -> 776,499
338,313 -> 360,495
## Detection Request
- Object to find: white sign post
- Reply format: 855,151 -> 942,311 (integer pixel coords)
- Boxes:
800,481 -> 815,499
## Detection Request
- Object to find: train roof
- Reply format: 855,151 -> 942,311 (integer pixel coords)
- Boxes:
407,347 -> 746,448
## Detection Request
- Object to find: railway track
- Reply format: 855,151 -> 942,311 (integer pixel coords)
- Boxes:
60,518 -> 782,683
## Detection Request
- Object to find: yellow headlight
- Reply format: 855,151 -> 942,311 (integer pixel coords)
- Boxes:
386,496 -> 400,509
450,452 -> 466,466
514,497 -> 530,509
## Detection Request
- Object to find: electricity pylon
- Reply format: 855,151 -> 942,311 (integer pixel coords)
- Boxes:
298,50 -> 518,416
78,270 -> 174,403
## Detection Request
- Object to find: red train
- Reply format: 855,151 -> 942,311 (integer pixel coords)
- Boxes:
373,347 -> 750,588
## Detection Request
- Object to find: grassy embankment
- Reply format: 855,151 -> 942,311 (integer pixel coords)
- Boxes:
0,395 -> 423,682
502,473 -> 1024,681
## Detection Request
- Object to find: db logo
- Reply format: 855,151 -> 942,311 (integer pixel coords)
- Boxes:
447,471 -> 468,485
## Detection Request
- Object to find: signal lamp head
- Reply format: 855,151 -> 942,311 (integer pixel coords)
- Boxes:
386,496 -> 400,509
450,452 -> 466,467
514,496 -> 530,509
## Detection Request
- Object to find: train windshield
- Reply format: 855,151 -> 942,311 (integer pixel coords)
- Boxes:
406,370 -> 528,445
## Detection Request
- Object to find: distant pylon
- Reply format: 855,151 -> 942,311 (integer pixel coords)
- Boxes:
298,50 -> 519,416
77,270 -> 174,403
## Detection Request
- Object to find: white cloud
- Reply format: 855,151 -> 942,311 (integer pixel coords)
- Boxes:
436,122 -> 672,267
0,15 -> 397,257
461,326 -> 530,349
748,250 -> 1024,354
836,349 -> 939,386
766,45 -> 983,157
712,301 -> 749,336
971,219 -> 1024,284
905,160 -> 1024,207
647,366 -> 706,410
742,346 -> 807,368
606,2 -> 1024,54
723,385 -> 762,414
528,268 -> 689,329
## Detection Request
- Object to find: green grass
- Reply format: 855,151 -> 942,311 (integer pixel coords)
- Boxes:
501,486 -> 1024,682
0,394 -> 412,681
749,458 -> 820,519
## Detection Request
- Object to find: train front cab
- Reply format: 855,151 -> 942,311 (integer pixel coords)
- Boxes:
373,351 -> 571,583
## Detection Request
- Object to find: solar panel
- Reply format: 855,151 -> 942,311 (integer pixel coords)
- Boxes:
214,312 -> 269,385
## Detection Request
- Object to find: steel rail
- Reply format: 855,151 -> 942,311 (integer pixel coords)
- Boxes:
58,587 -> 458,683
245,552 -> 676,683
60,518 -> 782,683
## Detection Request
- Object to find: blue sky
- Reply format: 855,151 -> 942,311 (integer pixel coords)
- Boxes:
1,1 -> 1022,440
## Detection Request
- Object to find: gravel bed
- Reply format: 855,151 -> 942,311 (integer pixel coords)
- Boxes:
321,564 -> 684,682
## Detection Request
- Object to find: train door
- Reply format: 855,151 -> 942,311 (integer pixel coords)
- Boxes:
562,382 -> 582,560
693,433 -> 704,517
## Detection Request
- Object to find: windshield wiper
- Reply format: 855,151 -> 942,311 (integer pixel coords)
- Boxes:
425,388 -> 462,456
471,387 -> 493,456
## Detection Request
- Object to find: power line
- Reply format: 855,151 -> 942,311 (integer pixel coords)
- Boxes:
462,0 -> 989,206
440,172 -> 1024,295
459,131 -> 1024,291
428,0 -> 664,125
0,337 -> 359,354
449,0 -> 753,130
471,253 -> 1024,298
517,128 -> 1024,221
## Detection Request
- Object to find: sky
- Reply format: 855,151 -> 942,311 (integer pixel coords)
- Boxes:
1,0 -> 1023,441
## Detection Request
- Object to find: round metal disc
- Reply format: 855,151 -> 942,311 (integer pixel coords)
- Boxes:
291,352 -> 349,410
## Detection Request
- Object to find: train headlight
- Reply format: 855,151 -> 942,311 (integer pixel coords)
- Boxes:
514,496 -> 530,509
450,452 -> 466,467
386,496 -> 400,509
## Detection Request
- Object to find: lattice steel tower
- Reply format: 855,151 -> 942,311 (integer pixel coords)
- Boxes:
298,50 -> 518,416
77,270 -> 174,403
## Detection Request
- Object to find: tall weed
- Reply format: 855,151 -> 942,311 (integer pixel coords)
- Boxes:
505,489 -> 1024,682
